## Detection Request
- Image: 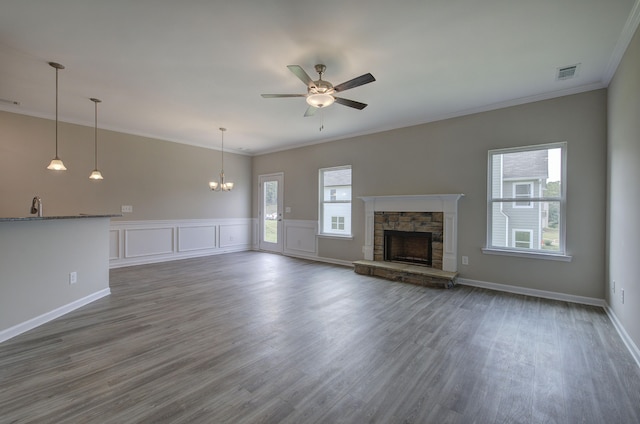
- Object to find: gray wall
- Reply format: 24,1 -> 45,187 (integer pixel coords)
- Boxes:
0,111 -> 252,220
0,218 -> 110,331
253,90 -> 607,299
607,25 -> 640,351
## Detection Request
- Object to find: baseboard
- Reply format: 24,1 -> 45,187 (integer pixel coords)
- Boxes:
604,305 -> 640,369
0,288 -> 111,344
457,277 -> 606,307
110,246 -> 250,269
255,248 -> 354,268
285,252 -> 353,268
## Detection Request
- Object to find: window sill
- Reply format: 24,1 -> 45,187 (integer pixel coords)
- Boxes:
317,233 -> 353,241
482,247 -> 572,262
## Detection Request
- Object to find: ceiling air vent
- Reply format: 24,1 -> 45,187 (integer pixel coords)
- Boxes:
556,64 -> 580,81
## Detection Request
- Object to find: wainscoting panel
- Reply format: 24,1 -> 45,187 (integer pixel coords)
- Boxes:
109,229 -> 120,260
178,225 -> 216,252
110,219 -> 252,268
125,227 -> 174,258
284,220 -> 317,256
220,224 -> 251,248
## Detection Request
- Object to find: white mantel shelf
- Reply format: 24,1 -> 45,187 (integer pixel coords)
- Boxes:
359,194 -> 464,272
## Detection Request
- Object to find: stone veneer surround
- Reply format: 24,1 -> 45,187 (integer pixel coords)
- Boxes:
375,212 -> 443,269
360,194 -> 464,272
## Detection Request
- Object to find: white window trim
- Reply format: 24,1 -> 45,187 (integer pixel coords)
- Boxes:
486,141 -> 568,260
319,165 -> 353,237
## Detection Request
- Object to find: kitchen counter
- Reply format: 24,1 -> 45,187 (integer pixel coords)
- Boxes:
0,215 -> 117,342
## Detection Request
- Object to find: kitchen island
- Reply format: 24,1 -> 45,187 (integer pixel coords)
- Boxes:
0,215 -> 119,342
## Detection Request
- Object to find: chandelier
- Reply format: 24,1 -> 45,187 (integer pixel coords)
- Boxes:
208,127 -> 234,191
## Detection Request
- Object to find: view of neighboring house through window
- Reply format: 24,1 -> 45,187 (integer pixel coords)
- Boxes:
513,229 -> 533,248
319,166 -> 352,236
331,216 -> 345,230
513,182 -> 533,208
487,142 -> 566,256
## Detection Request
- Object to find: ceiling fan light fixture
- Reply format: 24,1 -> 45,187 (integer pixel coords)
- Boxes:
306,93 -> 335,108
262,64 -> 374,116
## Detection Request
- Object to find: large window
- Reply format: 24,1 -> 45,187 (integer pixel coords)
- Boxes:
319,166 -> 352,236
486,142 -> 568,259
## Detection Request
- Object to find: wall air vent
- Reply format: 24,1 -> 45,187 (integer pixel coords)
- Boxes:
556,64 -> 580,81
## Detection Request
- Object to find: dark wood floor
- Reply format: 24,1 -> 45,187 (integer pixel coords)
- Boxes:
1,252 -> 639,423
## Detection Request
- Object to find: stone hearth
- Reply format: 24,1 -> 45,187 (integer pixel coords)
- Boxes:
355,194 -> 463,288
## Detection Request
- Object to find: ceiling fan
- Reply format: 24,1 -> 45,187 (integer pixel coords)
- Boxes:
261,64 -> 375,117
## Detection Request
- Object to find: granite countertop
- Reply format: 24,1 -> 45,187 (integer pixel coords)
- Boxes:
0,214 -> 122,222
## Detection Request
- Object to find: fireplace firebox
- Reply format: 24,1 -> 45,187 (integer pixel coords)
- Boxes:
384,230 -> 432,267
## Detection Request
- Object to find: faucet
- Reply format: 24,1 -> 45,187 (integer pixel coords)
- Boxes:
30,196 -> 42,217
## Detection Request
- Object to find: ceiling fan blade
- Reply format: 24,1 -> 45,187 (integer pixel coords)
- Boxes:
304,105 -> 318,117
334,97 -> 368,110
287,65 -> 314,86
261,94 -> 306,98
333,73 -> 376,93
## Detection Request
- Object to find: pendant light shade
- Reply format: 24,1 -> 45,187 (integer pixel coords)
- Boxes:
47,62 -> 67,171
209,127 -> 234,191
89,98 -> 104,180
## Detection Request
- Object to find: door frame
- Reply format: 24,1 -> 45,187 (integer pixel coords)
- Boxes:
258,172 -> 284,253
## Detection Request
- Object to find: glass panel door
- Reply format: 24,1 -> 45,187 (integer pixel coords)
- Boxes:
259,173 -> 283,253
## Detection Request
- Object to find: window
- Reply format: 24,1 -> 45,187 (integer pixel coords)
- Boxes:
513,229 -> 533,248
486,142 -> 569,259
513,182 -> 533,208
319,166 -> 352,236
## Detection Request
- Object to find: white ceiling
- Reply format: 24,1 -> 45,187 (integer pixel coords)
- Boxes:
0,0 -> 638,155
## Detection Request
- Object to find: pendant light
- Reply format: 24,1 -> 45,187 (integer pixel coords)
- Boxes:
209,127 -> 234,191
47,62 -> 67,171
89,98 -> 104,180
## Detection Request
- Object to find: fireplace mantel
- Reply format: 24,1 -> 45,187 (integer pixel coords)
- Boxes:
359,194 -> 464,272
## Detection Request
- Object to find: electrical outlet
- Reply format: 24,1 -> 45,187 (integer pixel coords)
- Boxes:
121,205 -> 133,213
612,280 -> 615,293
69,271 -> 77,285
621,288 -> 625,304
462,256 -> 469,265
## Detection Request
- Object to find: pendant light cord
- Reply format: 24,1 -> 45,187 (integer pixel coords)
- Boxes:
94,100 -> 98,168
55,66 -> 59,156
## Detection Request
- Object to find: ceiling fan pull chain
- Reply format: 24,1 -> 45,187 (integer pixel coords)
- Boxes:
319,109 -> 324,131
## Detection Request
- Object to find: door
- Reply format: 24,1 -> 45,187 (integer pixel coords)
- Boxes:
259,173 -> 284,253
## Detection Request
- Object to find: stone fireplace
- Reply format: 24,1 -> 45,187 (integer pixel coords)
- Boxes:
384,229 -> 433,266
378,214 -> 440,267
359,194 -> 463,273
354,194 -> 463,288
